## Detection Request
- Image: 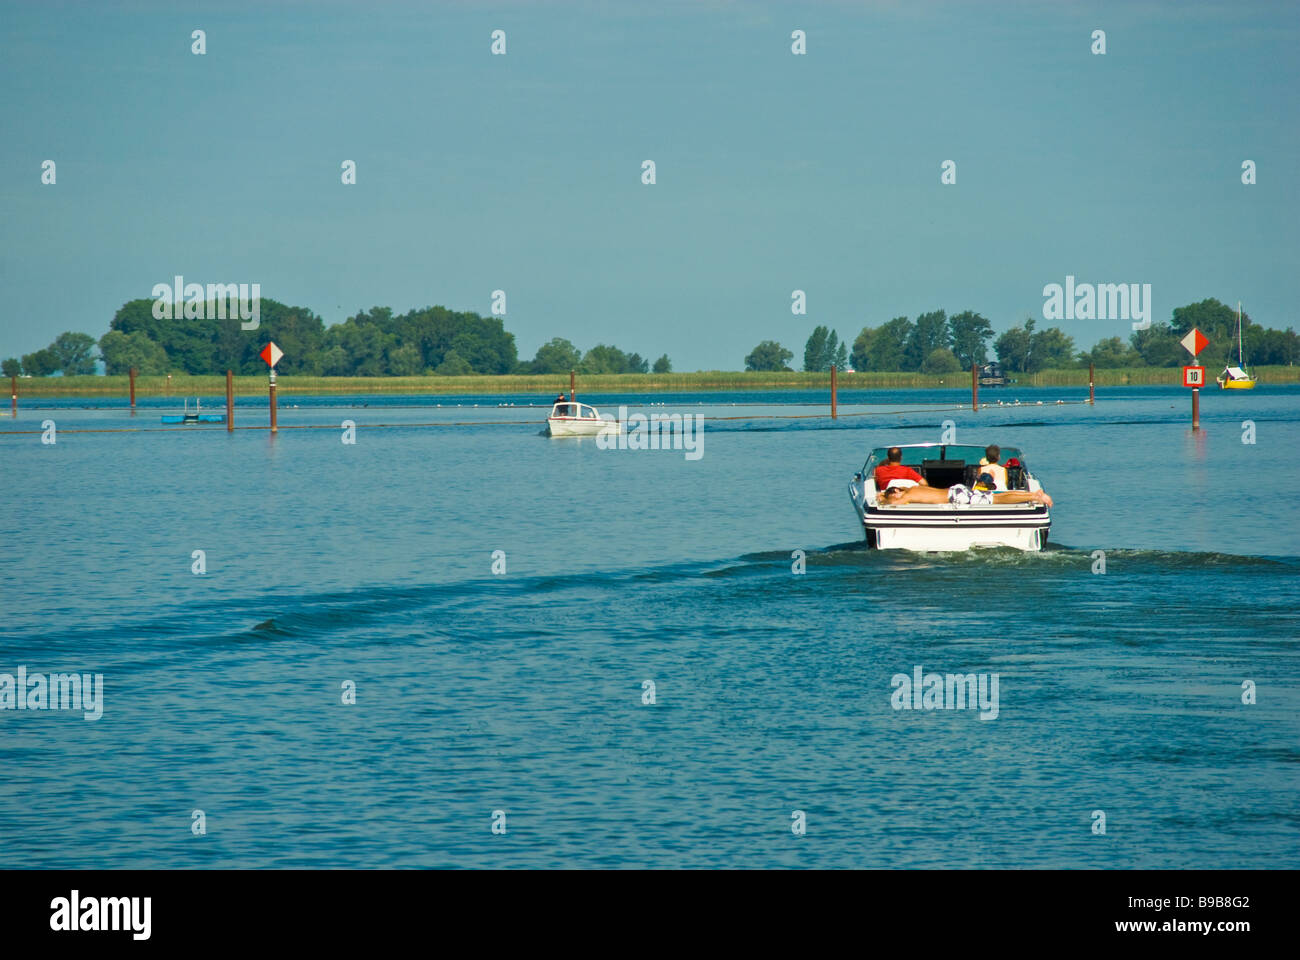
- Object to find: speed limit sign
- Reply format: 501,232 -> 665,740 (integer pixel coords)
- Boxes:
1183,365 -> 1205,387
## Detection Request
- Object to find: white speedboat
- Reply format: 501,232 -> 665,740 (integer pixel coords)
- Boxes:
546,400 -> 621,437
848,443 -> 1051,551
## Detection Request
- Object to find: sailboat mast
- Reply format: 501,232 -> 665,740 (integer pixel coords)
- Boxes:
1238,301 -> 1244,365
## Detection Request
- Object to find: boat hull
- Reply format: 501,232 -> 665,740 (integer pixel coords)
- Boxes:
1218,379 -> 1256,390
849,480 -> 1050,551
547,417 -> 621,438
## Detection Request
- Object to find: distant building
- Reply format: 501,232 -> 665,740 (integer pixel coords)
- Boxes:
978,361 -> 1010,386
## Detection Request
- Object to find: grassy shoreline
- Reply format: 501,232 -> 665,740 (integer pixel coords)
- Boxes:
11,367 -> 1300,397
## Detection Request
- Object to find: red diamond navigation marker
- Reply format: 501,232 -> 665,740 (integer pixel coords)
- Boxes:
260,341 -> 283,368
1179,328 -> 1208,357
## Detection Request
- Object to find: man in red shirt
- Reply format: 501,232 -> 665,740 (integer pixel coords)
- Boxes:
874,446 -> 928,487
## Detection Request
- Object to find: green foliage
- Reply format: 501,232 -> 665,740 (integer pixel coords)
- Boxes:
802,326 -> 844,372
995,318 -> 1034,372
1,357 -> 20,378
745,340 -> 793,371
12,294 -> 1295,382
20,348 -> 59,377
868,317 -> 912,372
529,338 -> 582,374
994,317 -> 1074,372
947,311 -> 993,368
1079,336 -> 1141,369
905,310 -> 949,371
98,329 -> 169,375
921,347 -> 961,374
850,327 -> 874,371
1030,326 -> 1075,371
49,331 -> 98,375
579,343 -> 648,374
1129,322 -> 1184,367
434,349 -> 473,375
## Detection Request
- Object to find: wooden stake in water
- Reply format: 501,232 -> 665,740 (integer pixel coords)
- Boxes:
129,367 -> 136,410
1192,386 -> 1200,432
830,364 -> 838,419
1089,362 -> 1095,405
971,363 -> 979,411
569,369 -> 576,402
226,370 -> 234,432
269,369 -> 278,434
10,375 -> 15,418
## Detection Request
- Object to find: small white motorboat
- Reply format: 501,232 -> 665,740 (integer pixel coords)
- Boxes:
848,443 -> 1051,551
546,399 -> 621,438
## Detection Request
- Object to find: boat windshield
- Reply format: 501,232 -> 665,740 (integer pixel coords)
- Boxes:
862,444 -> 1025,475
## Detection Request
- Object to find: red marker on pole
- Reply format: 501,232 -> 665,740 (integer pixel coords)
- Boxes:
1181,329 -> 1209,433
830,364 -> 838,419
261,342 -> 283,434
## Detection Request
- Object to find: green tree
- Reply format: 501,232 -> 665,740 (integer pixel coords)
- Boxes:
1256,328 -> 1300,365
387,343 -> 423,376
1129,322 -> 1183,367
850,327 -> 875,371
803,326 -> 830,372
867,317 -> 912,371
652,354 -> 672,373
434,349 -> 473,375
625,352 -> 650,374
20,348 -> 59,377
995,318 -> 1035,373
1029,326 -> 1076,371
802,326 -> 844,372
745,340 -> 793,371
98,330 -> 169,375
1,358 -> 20,378
1079,336 -> 1139,368
530,338 -> 582,375
580,344 -> 631,374
904,310 -> 949,371
1170,298 -> 1239,370
947,311 -> 993,368
921,347 -> 961,374
49,331 -> 98,375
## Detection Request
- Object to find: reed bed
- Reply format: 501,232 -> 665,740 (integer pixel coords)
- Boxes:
13,366 -> 1299,397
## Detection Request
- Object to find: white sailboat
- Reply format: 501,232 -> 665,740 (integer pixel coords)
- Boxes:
1217,302 -> 1256,389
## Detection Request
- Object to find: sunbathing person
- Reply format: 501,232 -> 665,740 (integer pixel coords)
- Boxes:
880,482 -> 1052,508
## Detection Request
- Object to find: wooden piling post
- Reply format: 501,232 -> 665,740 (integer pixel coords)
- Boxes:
226,370 -> 234,432
10,375 -> 16,417
269,370 -> 278,434
830,364 -> 838,419
971,363 -> 979,411
1191,386 -> 1200,432
1089,362 -> 1095,404
569,369 -> 576,402
129,367 -> 136,409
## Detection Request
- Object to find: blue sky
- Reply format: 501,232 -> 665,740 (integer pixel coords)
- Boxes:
2,0 -> 1296,369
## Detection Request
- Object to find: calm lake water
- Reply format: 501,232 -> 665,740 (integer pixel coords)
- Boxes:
1,385 -> 1297,868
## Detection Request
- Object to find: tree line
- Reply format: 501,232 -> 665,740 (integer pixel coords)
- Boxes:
2,298 -> 672,378
743,300 -> 1300,373
7,296 -> 1296,378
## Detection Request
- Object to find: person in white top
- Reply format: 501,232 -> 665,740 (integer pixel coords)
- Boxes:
980,445 -> 1009,490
